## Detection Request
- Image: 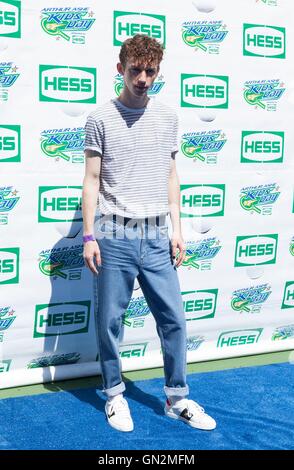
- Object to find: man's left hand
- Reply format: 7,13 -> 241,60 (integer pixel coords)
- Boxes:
171,234 -> 186,267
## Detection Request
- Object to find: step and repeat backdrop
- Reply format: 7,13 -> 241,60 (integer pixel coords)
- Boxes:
1,0 -> 294,388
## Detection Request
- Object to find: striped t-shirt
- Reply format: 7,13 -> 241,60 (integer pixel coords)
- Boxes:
84,97 -> 179,218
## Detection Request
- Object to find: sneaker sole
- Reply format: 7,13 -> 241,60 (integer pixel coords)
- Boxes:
165,408 -> 216,431
106,417 -> 134,432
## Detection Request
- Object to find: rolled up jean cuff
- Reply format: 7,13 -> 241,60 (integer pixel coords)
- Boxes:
164,384 -> 189,398
103,381 -> 126,398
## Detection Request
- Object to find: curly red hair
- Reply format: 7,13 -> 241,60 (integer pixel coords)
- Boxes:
119,34 -> 164,68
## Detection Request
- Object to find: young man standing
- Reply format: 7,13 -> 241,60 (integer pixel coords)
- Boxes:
82,34 -> 216,433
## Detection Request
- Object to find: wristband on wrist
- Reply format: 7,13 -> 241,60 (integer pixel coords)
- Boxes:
83,234 -> 95,243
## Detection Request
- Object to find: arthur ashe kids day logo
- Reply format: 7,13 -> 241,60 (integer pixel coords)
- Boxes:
40,127 -> 85,163
272,325 -> 294,341
122,296 -> 150,328
0,186 -> 20,225
0,306 -> 16,343
290,237 -> 294,257
38,245 -> 84,281
182,20 -> 228,54
239,183 -> 280,215
27,352 -> 80,368
0,0 -> 21,38
256,0 -> 278,6
241,131 -> 284,163
40,7 -> 95,43
113,11 -> 165,46
181,130 -> 227,165
182,238 -> 221,271
243,24 -> 286,59
243,79 -> 285,111
0,61 -> 19,101
231,284 -> 271,314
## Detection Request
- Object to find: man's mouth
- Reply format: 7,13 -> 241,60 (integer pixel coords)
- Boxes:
135,85 -> 147,91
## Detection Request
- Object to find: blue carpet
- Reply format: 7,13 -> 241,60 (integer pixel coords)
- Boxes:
0,362 -> 293,450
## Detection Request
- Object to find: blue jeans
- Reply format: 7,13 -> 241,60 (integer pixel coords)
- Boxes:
93,214 -> 189,399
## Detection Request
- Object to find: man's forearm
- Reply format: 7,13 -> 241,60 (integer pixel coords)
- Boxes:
168,173 -> 182,235
82,177 -> 100,235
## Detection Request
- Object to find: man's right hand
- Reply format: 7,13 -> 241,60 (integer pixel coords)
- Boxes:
83,240 -> 101,275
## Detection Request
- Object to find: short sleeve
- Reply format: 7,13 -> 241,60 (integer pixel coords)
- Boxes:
171,113 -> 179,156
84,116 -> 104,156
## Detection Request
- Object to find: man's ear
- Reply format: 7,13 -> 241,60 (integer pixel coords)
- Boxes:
117,62 -> 124,75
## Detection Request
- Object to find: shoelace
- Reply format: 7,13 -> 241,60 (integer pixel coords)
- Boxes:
108,398 -> 131,418
186,400 -> 205,415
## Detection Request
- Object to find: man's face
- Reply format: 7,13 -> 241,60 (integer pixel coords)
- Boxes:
117,59 -> 160,97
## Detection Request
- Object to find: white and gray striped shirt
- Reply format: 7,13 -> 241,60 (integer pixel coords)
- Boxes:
84,97 -> 179,218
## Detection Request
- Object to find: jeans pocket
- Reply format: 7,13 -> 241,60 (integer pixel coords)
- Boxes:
98,219 -> 121,234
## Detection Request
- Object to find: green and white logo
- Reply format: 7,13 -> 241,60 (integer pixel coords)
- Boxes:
187,336 -> 205,351
241,131 -> 284,163
38,186 -> 82,222
243,24 -> 285,58
28,352 -> 81,368
281,281 -> 294,309
0,61 -> 20,101
239,183 -> 280,215
290,236 -> 294,256
123,296 -> 150,328
181,130 -> 226,164
39,65 -> 96,103
243,79 -> 285,111
257,0 -> 278,7
0,185 -> 20,225
217,328 -> 263,347
0,359 -> 11,372
41,126 -> 85,163
234,234 -> 278,266
182,20 -> 228,54
38,245 -> 84,280
0,247 -> 19,284
34,301 -> 90,338
183,289 -> 218,321
180,184 -> 225,217
40,7 -> 95,43
119,342 -> 148,359
0,306 -> 16,341
0,125 -> 20,162
272,325 -> 294,341
113,11 -> 165,46
0,0 -> 21,38
181,74 -> 229,108
231,284 -> 271,314
183,238 -> 221,271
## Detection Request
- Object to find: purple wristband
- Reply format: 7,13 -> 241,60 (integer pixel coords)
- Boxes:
83,234 -> 95,243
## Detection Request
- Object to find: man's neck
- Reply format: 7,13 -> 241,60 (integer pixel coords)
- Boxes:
118,88 -> 150,109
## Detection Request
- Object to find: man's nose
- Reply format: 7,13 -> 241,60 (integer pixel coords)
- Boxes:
138,71 -> 147,82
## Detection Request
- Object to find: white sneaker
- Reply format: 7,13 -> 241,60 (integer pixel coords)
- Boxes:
164,398 -> 216,430
105,395 -> 134,432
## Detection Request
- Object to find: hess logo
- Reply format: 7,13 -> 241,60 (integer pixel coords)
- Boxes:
243,24 -> 286,58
